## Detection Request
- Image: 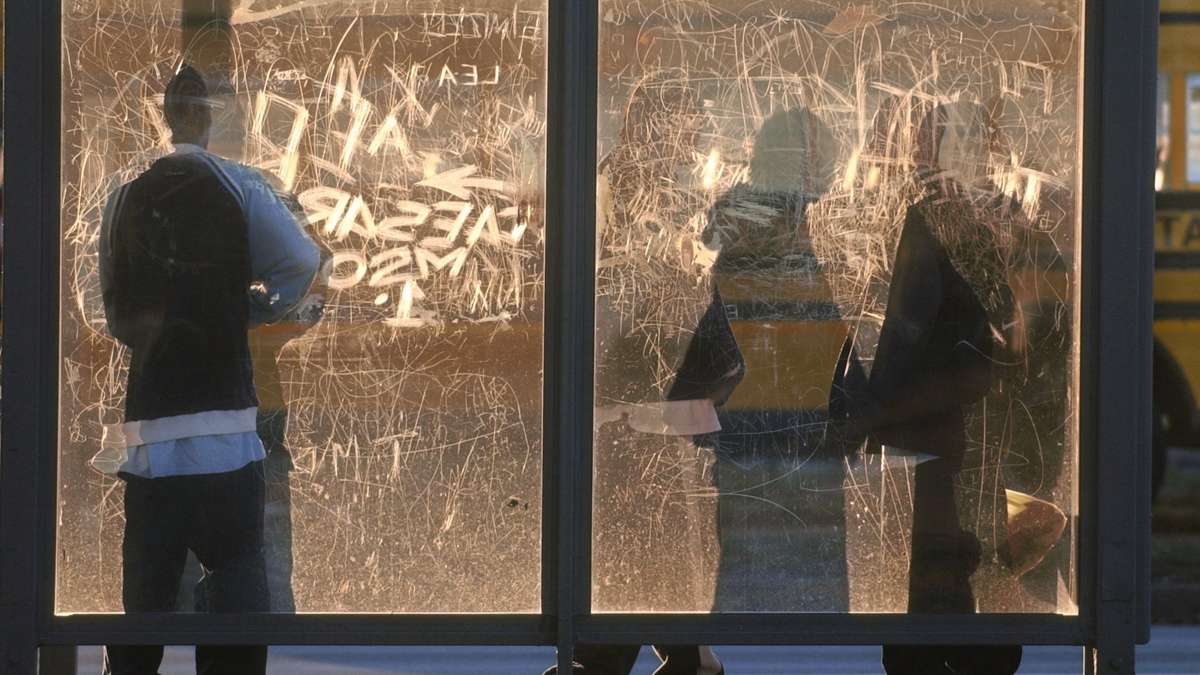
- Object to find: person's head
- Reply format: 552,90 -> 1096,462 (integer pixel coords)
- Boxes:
164,63 -> 212,147
749,107 -> 837,200
915,101 -> 996,186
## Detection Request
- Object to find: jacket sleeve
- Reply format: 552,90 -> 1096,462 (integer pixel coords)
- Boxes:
867,207 -> 992,429
240,168 -> 321,326
666,286 -> 746,406
868,207 -> 942,408
98,184 -> 135,346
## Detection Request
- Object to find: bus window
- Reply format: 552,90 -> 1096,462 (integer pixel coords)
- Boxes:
1186,75 -> 1200,184
1159,73 -> 1170,191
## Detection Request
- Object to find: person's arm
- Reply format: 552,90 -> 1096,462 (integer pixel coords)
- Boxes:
239,168 -> 320,326
862,208 -> 946,427
98,183 -> 135,345
866,207 -> 994,428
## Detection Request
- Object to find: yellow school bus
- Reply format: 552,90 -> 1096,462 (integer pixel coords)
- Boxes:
1152,2 -> 1200,494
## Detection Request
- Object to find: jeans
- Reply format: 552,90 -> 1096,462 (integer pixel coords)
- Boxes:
104,461 -> 269,675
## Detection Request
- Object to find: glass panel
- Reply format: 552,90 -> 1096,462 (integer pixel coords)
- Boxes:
58,0 -> 546,613
594,0 -> 1081,614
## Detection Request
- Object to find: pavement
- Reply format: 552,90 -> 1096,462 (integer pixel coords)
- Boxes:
73,625 -> 1198,674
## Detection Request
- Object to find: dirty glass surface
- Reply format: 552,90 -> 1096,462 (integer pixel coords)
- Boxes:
593,0 -> 1081,614
57,0 -> 546,614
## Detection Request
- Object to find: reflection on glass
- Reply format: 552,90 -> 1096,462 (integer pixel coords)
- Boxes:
59,1 -> 546,614
595,0 -> 1081,614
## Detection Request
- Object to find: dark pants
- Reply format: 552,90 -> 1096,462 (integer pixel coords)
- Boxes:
882,459 -> 1021,675
882,645 -> 1022,675
104,461 -> 270,675
545,644 -> 722,675
259,409 -> 297,613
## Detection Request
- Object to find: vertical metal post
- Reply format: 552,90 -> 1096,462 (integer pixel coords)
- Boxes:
1087,0 -> 1158,672
1,1 -> 59,674
544,0 -> 597,670
1134,3 -> 1160,649
37,648 -> 77,675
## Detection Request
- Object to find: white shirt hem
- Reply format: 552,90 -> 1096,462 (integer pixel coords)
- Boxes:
102,407 -> 259,448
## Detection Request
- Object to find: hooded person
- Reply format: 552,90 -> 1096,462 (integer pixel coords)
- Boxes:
828,100 -> 1028,675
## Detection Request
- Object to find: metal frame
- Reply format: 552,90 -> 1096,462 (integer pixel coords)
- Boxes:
545,1 -> 598,671
1161,12 -> 1200,24
1083,0 -> 1159,671
2,1 -> 62,672
0,1 -> 1154,673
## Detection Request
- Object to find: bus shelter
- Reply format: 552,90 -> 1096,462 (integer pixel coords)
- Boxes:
1,1 -> 1154,673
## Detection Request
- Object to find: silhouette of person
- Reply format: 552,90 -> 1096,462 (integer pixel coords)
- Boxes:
830,100 -> 1024,675
547,69 -> 734,675
703,106 -> 847,615
98,63 -> 319,675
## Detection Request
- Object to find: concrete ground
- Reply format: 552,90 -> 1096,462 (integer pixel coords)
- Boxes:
73,625 -> 1197,674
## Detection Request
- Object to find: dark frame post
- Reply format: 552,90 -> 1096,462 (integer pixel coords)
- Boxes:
1083,0 -> 1158,671
544,0 -> 599,670
1,1 -> 60,674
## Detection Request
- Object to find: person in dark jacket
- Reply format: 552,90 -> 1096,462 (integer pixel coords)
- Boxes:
98,64 -> 320,675
830,101 -> 1024,675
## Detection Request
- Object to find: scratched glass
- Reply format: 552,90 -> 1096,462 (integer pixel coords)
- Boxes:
58,1 -> 546,613
593,0 -> 1082,613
